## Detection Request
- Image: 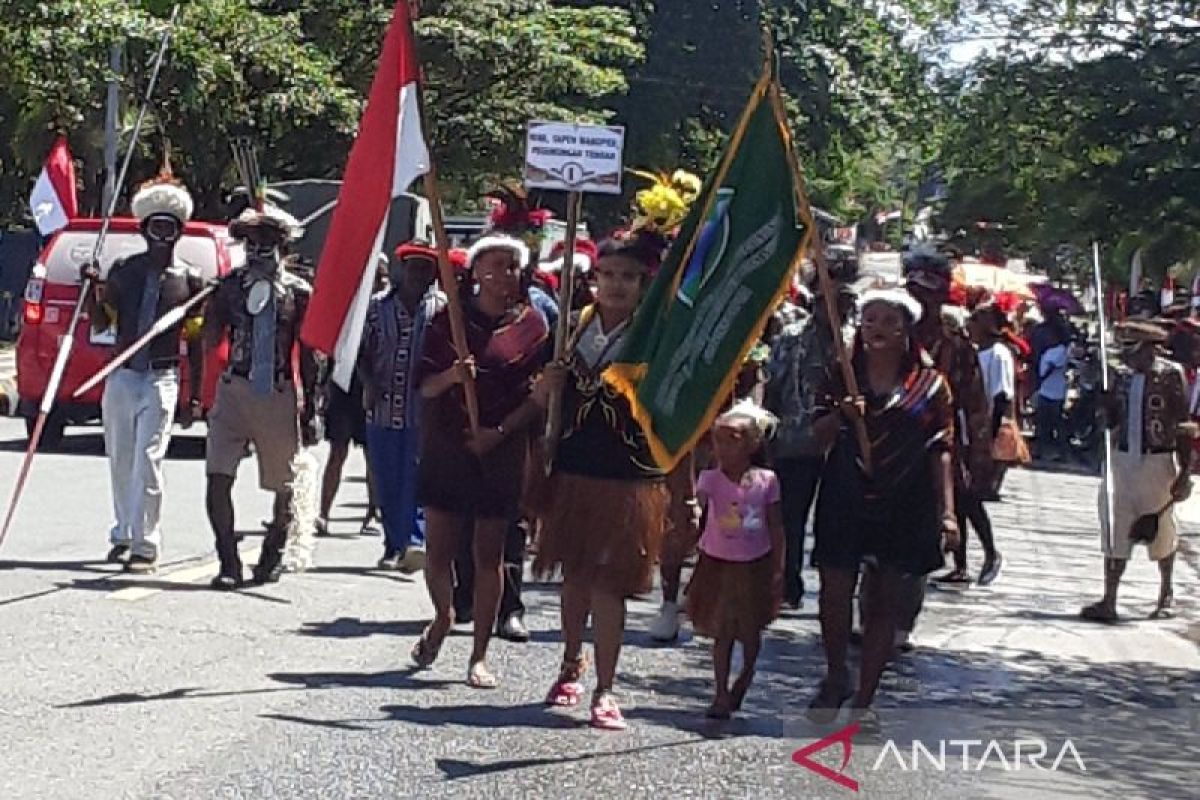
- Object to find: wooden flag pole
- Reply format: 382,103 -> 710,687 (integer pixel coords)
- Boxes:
414,90 -> 479,434
543,191 -> 582,465
767,75 -> 872,474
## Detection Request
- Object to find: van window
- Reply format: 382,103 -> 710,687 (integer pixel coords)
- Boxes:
44,232 -> 221,283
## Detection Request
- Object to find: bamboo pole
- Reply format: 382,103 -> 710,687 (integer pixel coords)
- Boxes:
543,191 -> 582,466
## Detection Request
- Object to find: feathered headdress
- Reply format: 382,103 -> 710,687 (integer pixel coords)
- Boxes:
485,180 -> 552,257
629,168 -> 702,234
228,203 -> 303,242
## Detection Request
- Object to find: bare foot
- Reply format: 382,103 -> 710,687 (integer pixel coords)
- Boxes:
706,694 -> 733,720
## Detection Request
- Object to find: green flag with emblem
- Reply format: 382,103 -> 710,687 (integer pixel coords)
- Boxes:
604,67 -> 813,470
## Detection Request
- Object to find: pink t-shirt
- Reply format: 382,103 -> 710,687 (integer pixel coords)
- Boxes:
696,467 -> 781,562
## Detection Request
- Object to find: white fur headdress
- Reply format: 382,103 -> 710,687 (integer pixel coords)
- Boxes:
716,399 -> 779,441
857,288 -> 924,324
131,179 -> 194,223
229,203 -> 304,242
466,234 -> 530,271
543,252 -> 593,275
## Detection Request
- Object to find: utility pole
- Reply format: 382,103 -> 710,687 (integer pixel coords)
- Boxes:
102,43 -> 121,213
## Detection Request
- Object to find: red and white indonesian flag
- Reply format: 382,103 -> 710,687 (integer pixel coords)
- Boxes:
301,0 -> 430,388
29,136 -> 78,236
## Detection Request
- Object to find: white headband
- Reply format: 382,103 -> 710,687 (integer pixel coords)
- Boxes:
857,288 -> 923,323
466,234 -> 530,271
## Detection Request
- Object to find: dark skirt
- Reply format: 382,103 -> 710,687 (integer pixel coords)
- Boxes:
416,431 -> 528,520
532,472 -> 667,597
812,438 -> 945,576
686,552 -> 779,640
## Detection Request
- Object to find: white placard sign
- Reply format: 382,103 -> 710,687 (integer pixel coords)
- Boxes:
524,121 -> 625,195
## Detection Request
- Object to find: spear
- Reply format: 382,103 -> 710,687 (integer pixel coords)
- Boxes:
71,284 -> 215,399
0,6 -> 181,550
1093,241 -> 1115,555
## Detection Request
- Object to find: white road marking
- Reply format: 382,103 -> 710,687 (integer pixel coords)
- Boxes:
106,546 -> 262,602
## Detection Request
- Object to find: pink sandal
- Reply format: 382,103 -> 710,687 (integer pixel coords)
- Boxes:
590,691 -> 627,731
545,657 -> 588,707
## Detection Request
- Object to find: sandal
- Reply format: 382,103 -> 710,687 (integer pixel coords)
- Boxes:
467,661 -> 498,689
1080,601 -> 1119,624
806,681 -> 853,724
546,657 -> 588,706
850,706 -> 882,737
590,691 -> 627,731
1149,595 -> 1175,620
933,568 -> 970,584
410,625 -> 444,669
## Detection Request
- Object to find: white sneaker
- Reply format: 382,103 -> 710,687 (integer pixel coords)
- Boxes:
649,601 -> 680,642
399,545 -> 427,574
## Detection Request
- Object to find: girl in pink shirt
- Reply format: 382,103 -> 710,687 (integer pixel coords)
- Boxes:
686,400 -> 785,719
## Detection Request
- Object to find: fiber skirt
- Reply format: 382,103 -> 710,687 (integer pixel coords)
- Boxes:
686,553 -> 779,640
532,472 -> 668,597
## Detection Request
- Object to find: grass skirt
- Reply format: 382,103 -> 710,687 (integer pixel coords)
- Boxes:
686,553 -> 779,640
532,473 -> 668,597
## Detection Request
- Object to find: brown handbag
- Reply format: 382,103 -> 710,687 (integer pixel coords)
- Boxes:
992,418 -> 1031,465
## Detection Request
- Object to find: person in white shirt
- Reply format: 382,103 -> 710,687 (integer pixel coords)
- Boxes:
1035,324 -> 1071,460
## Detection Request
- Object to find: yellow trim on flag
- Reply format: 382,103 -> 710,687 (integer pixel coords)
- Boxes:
602,61 -> 817,474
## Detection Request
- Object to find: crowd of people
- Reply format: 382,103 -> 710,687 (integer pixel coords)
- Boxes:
83,171 -> 1193,736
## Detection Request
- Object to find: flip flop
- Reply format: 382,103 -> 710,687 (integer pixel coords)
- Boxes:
933,569 -> 971,584
410,626 -> 443,669
467,661 -> 498,689
1149,597 -> 1175,620
1079,602 -> 1120,624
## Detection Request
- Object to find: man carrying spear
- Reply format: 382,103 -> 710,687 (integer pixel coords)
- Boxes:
83,172 -> 205,574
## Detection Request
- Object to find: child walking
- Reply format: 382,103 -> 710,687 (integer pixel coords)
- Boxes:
687,400 -> 785,719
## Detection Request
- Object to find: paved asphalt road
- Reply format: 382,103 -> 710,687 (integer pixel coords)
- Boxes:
0,416 -> 1196,799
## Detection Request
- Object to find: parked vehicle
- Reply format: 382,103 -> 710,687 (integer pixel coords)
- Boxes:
17,218 -> 238,448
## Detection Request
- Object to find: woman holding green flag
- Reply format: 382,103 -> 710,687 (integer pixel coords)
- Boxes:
533,231 -> 672,731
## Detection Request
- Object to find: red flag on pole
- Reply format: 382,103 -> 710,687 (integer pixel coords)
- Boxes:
301,0 -> 430,387
29,136 -> 78,236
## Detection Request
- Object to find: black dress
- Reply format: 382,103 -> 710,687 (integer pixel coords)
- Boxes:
813,361 -> 953,576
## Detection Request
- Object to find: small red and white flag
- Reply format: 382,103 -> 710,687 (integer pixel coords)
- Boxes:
301,0 -> 430,388
29,136 -> 78,236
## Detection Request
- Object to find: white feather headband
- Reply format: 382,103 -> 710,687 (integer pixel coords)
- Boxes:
716,399 -> 779,440
466,234 -> 530,271
857,288 -> 923,324
131,182 -> 194,223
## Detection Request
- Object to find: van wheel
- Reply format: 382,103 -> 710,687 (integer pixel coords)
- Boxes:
24,412 -> 66,451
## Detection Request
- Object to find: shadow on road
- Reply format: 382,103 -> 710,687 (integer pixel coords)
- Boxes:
433,737 -> 707,780
56,668 -> 457,710
267,668 -> 457,692
0,558 -> 111,573
0,430 -> 206,460
295,617 -> 429,639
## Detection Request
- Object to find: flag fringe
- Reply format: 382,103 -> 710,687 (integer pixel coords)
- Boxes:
603,74 -> 813,472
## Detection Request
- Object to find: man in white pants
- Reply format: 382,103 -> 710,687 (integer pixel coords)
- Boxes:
84,175 -> 203,574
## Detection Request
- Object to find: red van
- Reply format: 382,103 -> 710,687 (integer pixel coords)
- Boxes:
17,218 -> 238,448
